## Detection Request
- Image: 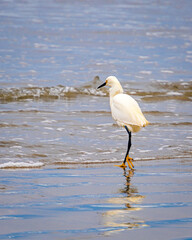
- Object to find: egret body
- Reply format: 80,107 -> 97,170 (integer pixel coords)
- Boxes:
97,76 -> 149,169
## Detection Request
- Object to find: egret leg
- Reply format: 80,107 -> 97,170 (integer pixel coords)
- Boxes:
115,126 -> 134,169
124,126 -> 134,170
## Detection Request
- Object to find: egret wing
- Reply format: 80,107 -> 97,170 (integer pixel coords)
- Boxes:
111,94 -> 148,127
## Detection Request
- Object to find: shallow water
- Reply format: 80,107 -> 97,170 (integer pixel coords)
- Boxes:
0,78 -> 191,168
0,0 -> 192,168
0,0 -> 192,239
0,161 -> 192,240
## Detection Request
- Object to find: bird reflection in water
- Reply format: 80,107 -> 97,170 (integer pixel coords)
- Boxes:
102,169 -> 147,235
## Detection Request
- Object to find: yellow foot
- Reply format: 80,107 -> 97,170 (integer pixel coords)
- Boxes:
114,162 -> 127,168
126,155 -> 134,170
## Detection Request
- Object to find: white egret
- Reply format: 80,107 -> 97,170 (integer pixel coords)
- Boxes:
97,76 -> 149,169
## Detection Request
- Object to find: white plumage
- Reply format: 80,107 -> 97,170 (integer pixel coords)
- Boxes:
111,93 -> 148,132
97,76 -> 149,169
106,76 -> 149,132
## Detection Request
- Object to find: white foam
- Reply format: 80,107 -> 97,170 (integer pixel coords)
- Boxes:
0,161 -> 44,169
12,138 -> 24,141
139,56 -> 149,59
57,128 -> 65,131
138,149 -> 152,153
158,145 -> 169,151
166,92 -> 182,96
44,127 -> 54,130
161,70 -> 174,74
139,71 -> 152,75
10,145 -> 22,149
41,119 -> 57,124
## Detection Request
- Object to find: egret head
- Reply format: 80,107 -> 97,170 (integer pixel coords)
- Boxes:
97,76 -> 121,89
97,76 -> 123,96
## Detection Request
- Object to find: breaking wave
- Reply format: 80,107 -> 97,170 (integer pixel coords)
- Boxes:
0,76 -> 106,101
0,76 -> 191,102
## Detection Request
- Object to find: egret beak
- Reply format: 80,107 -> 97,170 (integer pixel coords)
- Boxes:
97,82 -> 106,89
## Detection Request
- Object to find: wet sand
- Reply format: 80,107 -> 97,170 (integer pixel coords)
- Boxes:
0,157 -> 191,240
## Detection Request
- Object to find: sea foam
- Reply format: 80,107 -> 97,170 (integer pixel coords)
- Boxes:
0,161 -> 44,169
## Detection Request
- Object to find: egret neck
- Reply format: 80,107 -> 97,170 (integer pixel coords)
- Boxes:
109,81 -> 123,98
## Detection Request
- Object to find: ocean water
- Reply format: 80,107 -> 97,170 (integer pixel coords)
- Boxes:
0,0 -> 191,169
0,162 -> 192,240
0,0 -> 192,239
